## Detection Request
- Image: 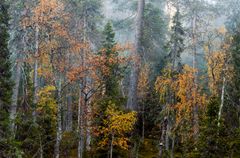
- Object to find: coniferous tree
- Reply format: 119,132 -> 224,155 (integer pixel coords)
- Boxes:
197,97 -> 228,157
225,27 -> 240,156
166,8 -> 184,72
100,22 -> 122,98
93,22 -> 130,158
230,30 -> 240,113
0,1 -> 12,105
0,0 -> 12,134
142,3 -> 167,66
0,1 -> 20,157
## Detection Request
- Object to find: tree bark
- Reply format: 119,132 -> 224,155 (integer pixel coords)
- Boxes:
218,77 -> 226,126
159,130 -> 164,158
77,85 -> 84,158
9,25 -> 28,136
142,104 -> 145,141
86,98 -> 92,152
33,24 -> 39,123
159,117 -> 167,158
9,62 -> 21,136
171,137 -> 175,158
55,78 -> 62,158
66,87 -> 73,131
110,134 -> 114,158
192,13 -> 199,140
165,121 -> 170,151
127,0 -> 145,110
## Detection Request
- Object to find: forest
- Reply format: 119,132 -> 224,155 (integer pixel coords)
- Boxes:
0,0 -> 240,157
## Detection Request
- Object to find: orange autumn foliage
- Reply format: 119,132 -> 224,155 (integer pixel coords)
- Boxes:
155,65 -> 207,127
138,64 -> 150,99
206,42 -> 234,96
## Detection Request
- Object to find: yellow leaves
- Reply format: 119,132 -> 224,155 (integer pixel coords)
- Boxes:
138,64 -> 150,99
155,65 -> 175,103
155,65 -> 206,126
37,53 -> 54,79
37,85 -> 57,116
206,51 -> 226,95
206,39 -> 233,93
203,45 -> 209,54
173,65 -> 206,125
97,103 -> 137,150
105,105 -> 137,135
33,0 -> 64,25
217,26 -> 227,35
114,138 -> 129,150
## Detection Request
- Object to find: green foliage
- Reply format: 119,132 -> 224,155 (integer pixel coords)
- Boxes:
197,97 -> 229,157
2,0 -> 240,157
95,101 -> 137,157
229,128 -> 240,156
36,86 -> 57,157
70,0 -> 103,47
0,2 -> 18,157
165,9 -> 184,72
231,31 -> 240,101
142,3 -> 168,74
0,0 -> 12,107
138,139 -> 159,158
60,131 -> 77,157
102,22 -> 116,50
226,28 -> 240,156
99,22 -> 124,97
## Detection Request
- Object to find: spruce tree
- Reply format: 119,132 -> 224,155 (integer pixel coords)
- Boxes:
166,8 -> 184,72
0,0 -> 12,134
101,22 -> 120,97
231,31 -> 240,107
0,1 -> 17,157
197,97 -> 228,157
0,1 -> 12,108
226,27 -> 240,156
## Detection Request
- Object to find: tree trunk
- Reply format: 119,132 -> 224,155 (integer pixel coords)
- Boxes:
192,13 -> 199,140
110,134 -> 114,158
171,137 -> 175,158
127,0 -> 145,110
218,77 -> 226,126
142,106 -> 145,141
159,129 -> 164,158
66,87 -> 73,131
33,24 -> 39,123
55,78 -> 62,158
77,85 -> 84,158
165,121 -> 169,151
86,98 -> 91,152
159,117 -> 168,158
40,136 -> 43,158
9,25 -> 28,135
9,62 -> 21,136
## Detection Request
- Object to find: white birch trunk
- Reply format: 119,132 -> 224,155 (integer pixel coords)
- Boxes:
86,99 -> 92,151
159,128 -> 165,158
66,87 -> 73,131
55,78 -> 62,158
218,77 -> 226,127
110,134 -> 114,158
77,85 -> 84,158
